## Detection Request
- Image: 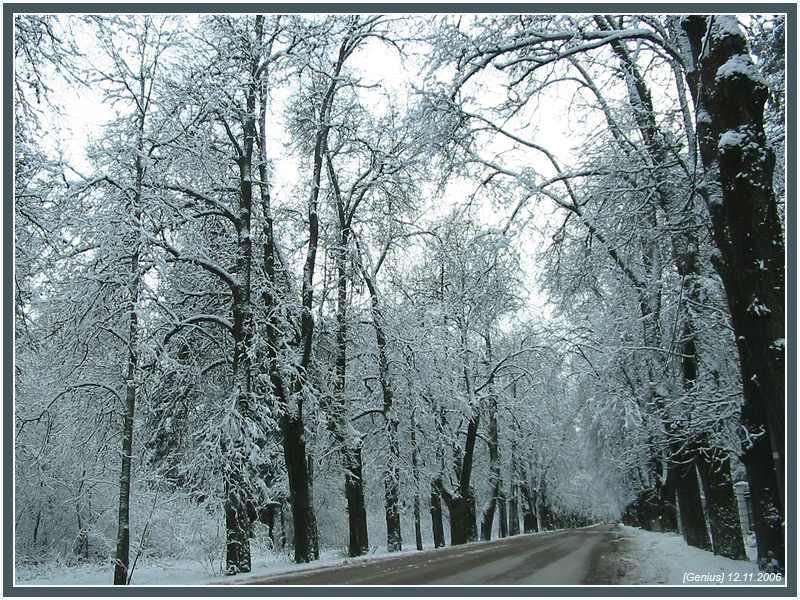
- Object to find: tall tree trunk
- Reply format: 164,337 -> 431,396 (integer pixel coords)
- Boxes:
740,398 -> 785,571
222,107 -> 258,576
255,17 -> 326,562
224,452 -> 251,575
672,456 -> 712,551
508,438 -> 520,536
480,347 -> 503,541
508,482 -> 520,536
446,413 -> 480,545
521,486 -> 539,533
265,24 -> 363,566
498,495 -> 508,538
601,21 -> 730,556
695,448 -> 747,560
439,413 -> 480,546
328,190 -> 369,557
413,492 -> 423,551
343,445 -> 369,557
430,479 -> 446,548
281,413 -> 319,563
442,342 -> 482,547
114,296 -> 137,584
262,225 -> 319,565
681,14 -> 785,522
361,271 -> 403,552
411,415 -> 423,551
444,487 -> 478,546
468,492 -> 479,541
114,93 -> 146,585
384,419 -> 403,552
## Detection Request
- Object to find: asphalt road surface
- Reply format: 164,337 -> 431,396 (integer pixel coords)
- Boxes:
229,523 -> 624,586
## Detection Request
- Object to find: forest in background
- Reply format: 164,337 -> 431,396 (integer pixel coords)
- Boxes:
13,13 -> 786,582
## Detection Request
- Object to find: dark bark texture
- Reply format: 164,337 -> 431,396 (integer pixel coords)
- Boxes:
695,449 -> 747,560
344,446 -> 369,557
682,14 -> 785,511
672,459 -> 712,551
681,15 -> 785,570
443,413 -> 480,545
430,480 -> 446,548
281,414 -> 320,563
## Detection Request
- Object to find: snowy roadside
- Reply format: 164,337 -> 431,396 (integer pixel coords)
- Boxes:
15,525 -> 787,588
14,545 -> 417,587
613,525 -> 785,587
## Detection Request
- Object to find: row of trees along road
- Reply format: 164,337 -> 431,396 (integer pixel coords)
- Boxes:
14,13 -> 786,580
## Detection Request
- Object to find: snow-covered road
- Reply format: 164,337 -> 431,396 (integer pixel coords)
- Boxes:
227,523 -> 621,585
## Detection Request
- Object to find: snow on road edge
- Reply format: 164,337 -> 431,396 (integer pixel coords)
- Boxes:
15,525 -> 787,588
615,525 -> 785,587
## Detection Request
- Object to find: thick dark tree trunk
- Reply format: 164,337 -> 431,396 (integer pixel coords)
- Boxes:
681,16 -> 785,570
447,498 -> 468,545
442,409 -> 480,546
343,445 -> 369,557
508,485 -> 520,536
265,503 -> 276,544
468,492 -> 479,541
262,265 -> 319,566
384,419 -> 403,552
384,479 -> 403,551
430,480 -> 446,548
411,420 -> 423,551
326,152 -> 370,558
224,462 -> 252,575
695,449 -> 747,560
281,414 -> 319,563
522,509 -> 537,534
114,369 -> 136,584
682,15 -> 785,515
741,402 -> 785,571
223,188 -> 255,575
226,291 -> 254,576
508,442 -> 521,536
522,486 -> 541,533
480,391 -> 503,542
600,16 -> 753,562
413,496 -> 423,551
480,499 -> 497,542
266,26 -> 360,566
446,490 -> 478,546
672,458 -> 712,551
498,495 -> 508,538
361,268 -> 403,553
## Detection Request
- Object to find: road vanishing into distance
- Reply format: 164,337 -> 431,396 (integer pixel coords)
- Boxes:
226,523 -> 624,586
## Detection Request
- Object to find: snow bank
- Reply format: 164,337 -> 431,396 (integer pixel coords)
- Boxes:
615,525 -> 785,587
15,546 -> 404,587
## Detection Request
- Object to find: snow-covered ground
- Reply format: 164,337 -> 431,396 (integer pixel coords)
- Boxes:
613,525 -> 785,587
14,525 -> 786,588
15,548 -> 371,586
